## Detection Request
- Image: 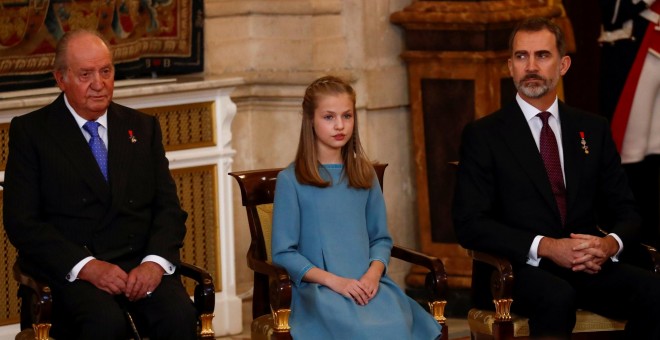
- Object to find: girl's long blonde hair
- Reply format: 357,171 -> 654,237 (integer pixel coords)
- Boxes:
294,76 -> 374,189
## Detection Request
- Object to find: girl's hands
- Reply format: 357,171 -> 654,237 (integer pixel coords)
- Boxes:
359,261 -> 384,300
303,261 -> 385,305
326,276 -> 371,305
359,271 -> 380,300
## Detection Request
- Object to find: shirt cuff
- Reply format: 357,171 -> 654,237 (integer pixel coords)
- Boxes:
67,256 -> 95,282
608,233 -> 624,262
526,235 -> 545,266
142,255 -> 176,275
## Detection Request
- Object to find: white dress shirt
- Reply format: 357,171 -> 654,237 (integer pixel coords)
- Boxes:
63,94 -> 175,281
514,94 -> 624,266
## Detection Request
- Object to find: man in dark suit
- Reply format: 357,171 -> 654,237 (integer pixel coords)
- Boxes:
3,29 -> 197,339
453,17 -> 660,339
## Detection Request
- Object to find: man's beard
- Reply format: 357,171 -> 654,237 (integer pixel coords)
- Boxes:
514,74 -> 557,99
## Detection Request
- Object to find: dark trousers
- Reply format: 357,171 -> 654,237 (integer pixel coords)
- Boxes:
511,260 -> 660,339
50,275 -> 197,340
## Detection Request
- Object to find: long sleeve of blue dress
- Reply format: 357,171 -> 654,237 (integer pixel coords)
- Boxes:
271,168 -> 315,286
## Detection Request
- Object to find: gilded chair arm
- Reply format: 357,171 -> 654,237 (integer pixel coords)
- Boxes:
176,262 -> 215,315
247,256 -> 292,331
174,262 -> 215,339
248,258 -> 292,307
641,243 -> 660,274
177,262 -> 213,283
468,250 -> 514,301
392,245 -> 446,275
13,262 -> 52,324
391,245 -> 448,299
392,244 -> 448,334
247,256 -> 290,282
13,262 -> 53,339
468,250 -> 515,322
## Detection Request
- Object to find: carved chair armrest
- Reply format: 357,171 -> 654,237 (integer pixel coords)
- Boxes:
468,250 -> 514,321
391,245 -> 448,326
247,256 -> 292,334
468,250 -> 514,300
172,262 -> 215,339
641,243 -> 660,274
392,245 -> 448,297
176,262 -> 215,315
13,262 -> 52,337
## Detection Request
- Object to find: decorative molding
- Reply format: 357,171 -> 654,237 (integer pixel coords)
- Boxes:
205,0 -> 342,18
391,0 -> 559,25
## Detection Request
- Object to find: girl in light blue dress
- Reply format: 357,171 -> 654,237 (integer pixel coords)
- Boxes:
272,76 -> 442,339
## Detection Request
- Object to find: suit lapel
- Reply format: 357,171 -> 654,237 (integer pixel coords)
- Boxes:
46,95 -> 110,201
106,104 -> 135,215
558,103 -> 584,220
498,102 -> 561,221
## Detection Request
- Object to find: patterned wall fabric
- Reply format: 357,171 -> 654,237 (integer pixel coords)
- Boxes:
0,0 -> 204,92
172,166 -> 220,293
0,191 -> 21,326
141,101 -> 215,152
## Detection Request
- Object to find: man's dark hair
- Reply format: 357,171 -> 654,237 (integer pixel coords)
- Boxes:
508,17 -> 566,57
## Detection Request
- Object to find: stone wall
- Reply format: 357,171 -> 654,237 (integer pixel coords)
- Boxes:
204,0 -> 418,293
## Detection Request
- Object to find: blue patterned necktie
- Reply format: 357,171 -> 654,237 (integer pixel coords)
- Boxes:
537,111 -> 566,226
83,121 -> 108,181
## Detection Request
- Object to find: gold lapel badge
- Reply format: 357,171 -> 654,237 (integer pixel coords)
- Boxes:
128,130 -> 137,143
580,131 -> 589,154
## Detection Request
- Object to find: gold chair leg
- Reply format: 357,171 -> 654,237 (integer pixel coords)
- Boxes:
493,298 -> 513,321
428,300 -> 447,323
199,313 -> 215,338
271,308 -> 291,332
32,323 -> 51,340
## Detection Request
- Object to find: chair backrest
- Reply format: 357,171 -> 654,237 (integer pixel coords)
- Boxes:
230,164 -> 387,261
229,164 -> 387,316
229,168 -> 281,264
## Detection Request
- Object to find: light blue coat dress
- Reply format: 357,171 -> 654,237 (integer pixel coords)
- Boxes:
272,164 -> 442,339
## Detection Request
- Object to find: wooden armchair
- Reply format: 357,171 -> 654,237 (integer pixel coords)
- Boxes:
13,261 -> 216,340
229,164 -> 449,340
466,245 -> 660,339
0,178 -> 215,340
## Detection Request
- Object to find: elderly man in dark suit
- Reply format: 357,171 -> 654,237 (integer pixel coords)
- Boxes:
3,29 -> 196,339
453,17 -> 660,339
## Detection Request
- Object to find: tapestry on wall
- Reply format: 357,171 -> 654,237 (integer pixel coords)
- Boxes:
0,0 -> 204,92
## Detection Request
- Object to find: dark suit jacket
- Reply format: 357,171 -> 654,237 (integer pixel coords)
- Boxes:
3,94 -> 188,285
453,100 -> 641,265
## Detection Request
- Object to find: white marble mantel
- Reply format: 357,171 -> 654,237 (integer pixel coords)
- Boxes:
0,76 -> 243,115
0,76 -> 245,338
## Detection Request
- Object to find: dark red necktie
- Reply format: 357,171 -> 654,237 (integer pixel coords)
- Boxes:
538,111 -> 566,225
